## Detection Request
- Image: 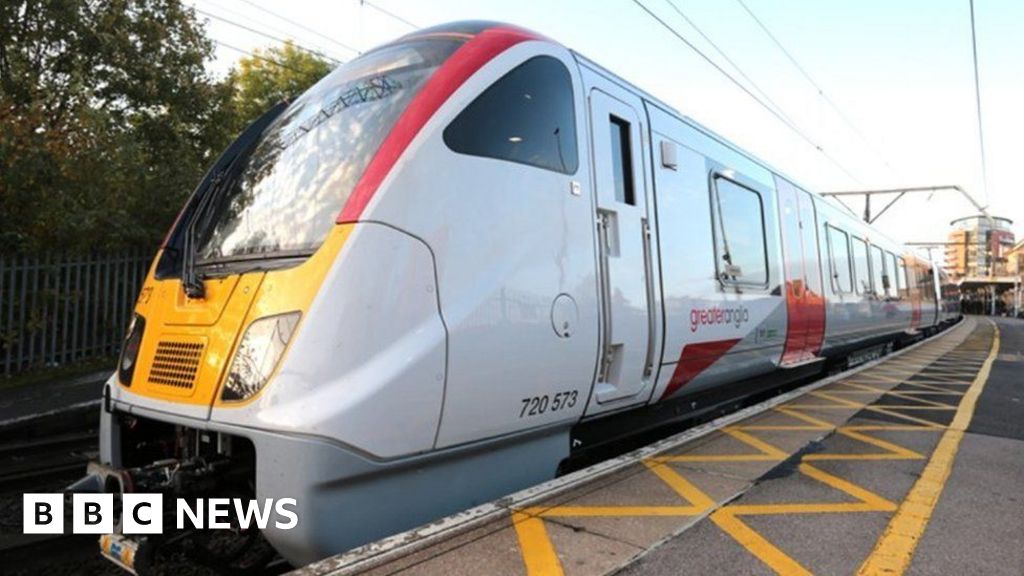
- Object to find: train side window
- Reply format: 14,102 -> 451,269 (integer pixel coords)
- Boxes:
851,236 -> 870,294
870,245 -> 886,298
898,258 -> 909,298
885,251 -> 899,298
826,225 -> 853,293
711,177 -> 768,286
443,56 -> 578,174
609,116 -> 635,205
922,268 -> 936,301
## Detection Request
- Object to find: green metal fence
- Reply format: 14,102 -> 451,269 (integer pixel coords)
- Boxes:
0,251 -> 152,376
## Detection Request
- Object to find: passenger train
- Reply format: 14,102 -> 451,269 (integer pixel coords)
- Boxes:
82,21 -> 959,572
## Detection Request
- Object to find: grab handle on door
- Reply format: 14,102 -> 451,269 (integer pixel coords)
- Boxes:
641,218 -> 656,379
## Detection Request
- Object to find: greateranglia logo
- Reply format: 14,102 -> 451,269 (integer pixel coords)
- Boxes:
689,304 -> 751,333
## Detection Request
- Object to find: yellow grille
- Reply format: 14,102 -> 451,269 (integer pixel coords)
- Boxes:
148,341 -> 204,389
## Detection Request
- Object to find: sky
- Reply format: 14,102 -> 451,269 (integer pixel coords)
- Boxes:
189,0 -> 1024,246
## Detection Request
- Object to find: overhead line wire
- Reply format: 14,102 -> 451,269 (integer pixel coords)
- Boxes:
214,39 -> 307,74
361,0 -> 419,30
236,0 -> 362,55
734,0 -> 898,177
968,0 -> 989,203
201,0 -> 336,54
662,0 -> 800,136
631,0 -> 864,184
196,7 -> 346,64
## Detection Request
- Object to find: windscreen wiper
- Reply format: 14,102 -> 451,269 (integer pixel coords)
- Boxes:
178,100 -> 291,300
181,168 -> 233,299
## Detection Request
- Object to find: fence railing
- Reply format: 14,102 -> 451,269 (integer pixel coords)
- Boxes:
0,251 -> 152,377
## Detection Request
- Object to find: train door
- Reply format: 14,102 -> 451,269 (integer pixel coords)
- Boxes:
586,88 -> 657,411
776,178 -> 826,365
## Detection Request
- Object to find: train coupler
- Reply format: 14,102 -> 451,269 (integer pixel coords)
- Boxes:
99,533 -> 157,575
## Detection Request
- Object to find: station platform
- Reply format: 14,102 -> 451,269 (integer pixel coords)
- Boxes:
294,316 -> 1024,576
0,368 -> 108,426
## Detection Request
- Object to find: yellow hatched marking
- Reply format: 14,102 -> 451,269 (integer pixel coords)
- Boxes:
775,406 -> 835,428
869,405 -> 956,411
844,425 -> 936,432
916,374 -> 974,383
512,511 -> 563,576
538,506 -> 701,517
899,381 -> 970,393
843,374 -> 906,385
837,382 -> 961,407
711,510 -> 813,576
832,387 -> 964,397
862,406 -> 947,429
805,429 -> 924,461
730,464 -> 897,516
644,460 -> 717,509
662,427 -> 788,462
858,320 -> 1000,576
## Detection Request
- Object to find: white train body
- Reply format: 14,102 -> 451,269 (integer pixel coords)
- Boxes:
97,21 -> 958,567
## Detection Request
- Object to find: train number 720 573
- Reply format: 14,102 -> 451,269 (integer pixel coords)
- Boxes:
519,390 -> 578,418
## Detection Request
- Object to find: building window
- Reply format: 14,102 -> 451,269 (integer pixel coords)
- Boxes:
609,116 -> 635,205
711,177 -> 768,286
827,226 -> 853,293
443,56 -> 578,174
851,236 -> 871,294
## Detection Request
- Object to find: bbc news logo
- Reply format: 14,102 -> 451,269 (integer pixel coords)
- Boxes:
24,494 -> 298,534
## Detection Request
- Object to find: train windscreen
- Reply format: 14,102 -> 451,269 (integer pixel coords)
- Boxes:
194,36 -> 465,265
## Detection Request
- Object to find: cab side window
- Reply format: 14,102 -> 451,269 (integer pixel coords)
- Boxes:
444,56 -> 578,174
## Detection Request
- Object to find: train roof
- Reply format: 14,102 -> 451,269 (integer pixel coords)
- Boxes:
375,21 -> 932,264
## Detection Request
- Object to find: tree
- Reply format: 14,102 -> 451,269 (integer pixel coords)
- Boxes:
228,42 -> 334,130
0,2 -> 334,255
0,0 -> 235,253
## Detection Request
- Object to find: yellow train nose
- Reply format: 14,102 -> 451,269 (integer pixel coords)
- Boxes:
126,273 -> 265,406
121,224 -> 354,410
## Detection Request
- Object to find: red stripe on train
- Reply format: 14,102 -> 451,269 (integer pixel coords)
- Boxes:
337,26 -> 540,223
781,281 -> 826,364
660,338 -> 743,400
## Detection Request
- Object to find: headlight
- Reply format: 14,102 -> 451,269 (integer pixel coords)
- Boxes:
118,314 -> 145,387
221,312 -> 301,402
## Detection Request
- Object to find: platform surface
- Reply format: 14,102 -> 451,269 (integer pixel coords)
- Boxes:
298,316 -> 1024,576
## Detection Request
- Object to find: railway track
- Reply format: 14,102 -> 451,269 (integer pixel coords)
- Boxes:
0,429 -> 97,492
0,407 -> 108,573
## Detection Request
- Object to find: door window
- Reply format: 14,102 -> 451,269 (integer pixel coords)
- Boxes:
609,116 -> 635,205
711,177 -> 768,286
